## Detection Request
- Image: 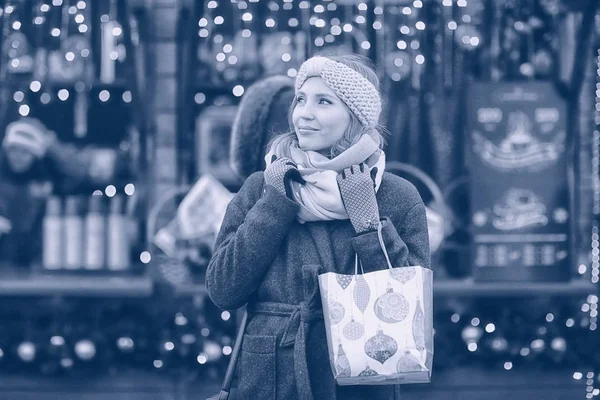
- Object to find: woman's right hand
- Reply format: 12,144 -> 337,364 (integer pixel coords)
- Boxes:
264,155 -> 304,198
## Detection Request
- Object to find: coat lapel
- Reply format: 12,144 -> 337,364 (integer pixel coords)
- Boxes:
305,223 -> 336,273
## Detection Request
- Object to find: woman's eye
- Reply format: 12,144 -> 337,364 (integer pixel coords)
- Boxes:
296,96 -> 305,103
319,98 -> 331,105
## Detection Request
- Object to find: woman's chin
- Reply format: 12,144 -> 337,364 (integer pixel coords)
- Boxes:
297,140 -> 312,151
296,137 -> 331,155
299,144 -> 318,153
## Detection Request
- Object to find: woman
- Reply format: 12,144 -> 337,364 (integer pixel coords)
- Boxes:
206,54 -> 430,400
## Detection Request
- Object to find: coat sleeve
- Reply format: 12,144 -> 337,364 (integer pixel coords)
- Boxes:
206,175 -> 300,310
350,200 -> 431,273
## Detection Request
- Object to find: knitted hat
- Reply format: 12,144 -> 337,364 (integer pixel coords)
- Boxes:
230,75 -> 295,179
294,56 -> 382,127
2,118 -> 49,158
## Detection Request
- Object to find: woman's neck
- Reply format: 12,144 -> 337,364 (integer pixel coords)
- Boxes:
315,148 -> 332,158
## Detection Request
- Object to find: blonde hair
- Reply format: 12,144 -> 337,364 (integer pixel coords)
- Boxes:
266,53 -> 387,159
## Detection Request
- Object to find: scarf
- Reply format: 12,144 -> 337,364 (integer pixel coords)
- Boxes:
265,134 -> 386,223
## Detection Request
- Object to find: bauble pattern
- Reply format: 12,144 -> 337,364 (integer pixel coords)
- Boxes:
365,329 -> 398,364
374,287 -> 409,324
343,319 -> 365,341
353,275 -> 371,314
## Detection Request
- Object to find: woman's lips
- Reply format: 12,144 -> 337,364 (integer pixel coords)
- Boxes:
297,128 -> 319,135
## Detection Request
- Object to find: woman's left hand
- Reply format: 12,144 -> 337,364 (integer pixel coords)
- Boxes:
336,163 -> 380,234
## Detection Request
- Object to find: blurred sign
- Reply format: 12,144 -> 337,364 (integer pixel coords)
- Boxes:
196,106 -> 243,190
153,175 -> 234,257
177,175 -> 234,240
467,82 -> 570,282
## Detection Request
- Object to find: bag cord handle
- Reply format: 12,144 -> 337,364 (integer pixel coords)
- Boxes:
354,221 -> 394,277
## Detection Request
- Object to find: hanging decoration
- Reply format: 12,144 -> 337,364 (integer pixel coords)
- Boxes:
353,274 -> 371,314
336,344 -> 351,377
328,299 -> 345,325
389,267 -> 416,285
343,318 -> 365,341
397,350 -> 423,373
358,365 -> 379,377
336,274 -> 352,290
365,328 -> 398,364
412,297 -> 426,352
373,285 -> 410,324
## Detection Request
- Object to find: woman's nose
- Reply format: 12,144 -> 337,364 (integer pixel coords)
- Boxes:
298,104 -> 315,120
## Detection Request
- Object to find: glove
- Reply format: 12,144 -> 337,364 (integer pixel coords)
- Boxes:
264,155 -> 304,199
337,163 -> 380,234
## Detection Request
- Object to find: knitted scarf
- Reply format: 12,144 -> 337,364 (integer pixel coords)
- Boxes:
265,134 -> 386,223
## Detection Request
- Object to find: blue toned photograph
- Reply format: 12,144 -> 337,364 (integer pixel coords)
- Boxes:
0,0 -> 598,399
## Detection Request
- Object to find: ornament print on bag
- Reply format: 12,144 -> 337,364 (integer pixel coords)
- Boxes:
389,267 -> 416,284
343,319 -> 365,341
328,300 -> 345,325
358,365 -> 379,377
373,285 -> 410,324
397,351 -> 423,373
412,298 -> 426,352
353,275 -> 371,314
365,329 -> 398,365
319,262 -> 434,385
336,345 -> 351,378
336,274 -> 353,290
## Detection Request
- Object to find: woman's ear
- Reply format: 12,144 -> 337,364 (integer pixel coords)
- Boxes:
230,75 -> 295,179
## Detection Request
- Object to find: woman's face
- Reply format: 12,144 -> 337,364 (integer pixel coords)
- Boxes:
292,77 -> 351,154
5,146 -> 36,173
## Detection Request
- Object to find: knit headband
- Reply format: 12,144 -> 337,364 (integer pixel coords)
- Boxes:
294,56 -> 382,127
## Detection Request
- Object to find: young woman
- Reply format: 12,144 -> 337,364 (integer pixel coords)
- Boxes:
207,53 -> 430,400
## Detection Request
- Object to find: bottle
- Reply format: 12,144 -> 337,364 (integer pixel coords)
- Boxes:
64,196 -> 84,270
43,197 -> 63,270
84,195 -> 106,270
107,195 -> 130,271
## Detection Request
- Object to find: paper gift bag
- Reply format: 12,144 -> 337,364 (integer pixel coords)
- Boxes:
318,227 -> 433,386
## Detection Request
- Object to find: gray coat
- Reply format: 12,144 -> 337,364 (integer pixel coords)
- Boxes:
207,171 -> 431,400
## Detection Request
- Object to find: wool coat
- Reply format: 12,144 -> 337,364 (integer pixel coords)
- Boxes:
206,170 -> 431,400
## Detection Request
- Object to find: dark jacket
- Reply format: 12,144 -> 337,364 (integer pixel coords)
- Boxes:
0,143 -> 90,266
206,171 -> 430,400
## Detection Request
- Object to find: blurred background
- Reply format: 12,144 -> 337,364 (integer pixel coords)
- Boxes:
0,0 -> 598,399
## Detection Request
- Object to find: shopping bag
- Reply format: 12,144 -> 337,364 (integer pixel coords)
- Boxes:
318,225 -> 433,386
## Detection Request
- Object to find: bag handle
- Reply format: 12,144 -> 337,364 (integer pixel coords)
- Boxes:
354,221 -> 394,277
377,221 -> 394,270
211,310 -> 248,400
354,253 -> 365,276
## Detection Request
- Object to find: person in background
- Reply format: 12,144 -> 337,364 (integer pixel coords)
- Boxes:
206,53 -> 430,399
0,117 -> 90,266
